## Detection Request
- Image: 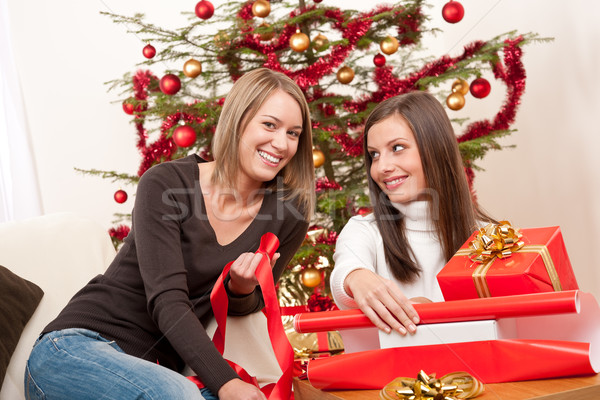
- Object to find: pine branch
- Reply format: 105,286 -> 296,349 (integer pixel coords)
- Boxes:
111,213 -> 133,225
74,168 -> 140,184
458,129 -> 516,169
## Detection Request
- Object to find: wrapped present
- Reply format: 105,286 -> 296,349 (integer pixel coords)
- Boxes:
437,222 -> 578,301
299,291 -> 600,389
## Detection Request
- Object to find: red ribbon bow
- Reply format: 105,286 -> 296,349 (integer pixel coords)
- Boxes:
189,232 -> 294,399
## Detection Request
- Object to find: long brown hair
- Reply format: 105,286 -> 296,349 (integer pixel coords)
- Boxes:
363,91 -> 492,282
211,68 -> 315,220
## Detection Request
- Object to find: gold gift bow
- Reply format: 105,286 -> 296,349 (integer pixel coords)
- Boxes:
379,370 -> 484,400
454,221 -> 562,298
468,221 -> 524,263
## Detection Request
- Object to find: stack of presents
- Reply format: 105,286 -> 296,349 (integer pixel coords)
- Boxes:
288,223 -> 600,391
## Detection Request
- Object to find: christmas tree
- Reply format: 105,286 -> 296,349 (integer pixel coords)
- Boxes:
85,0 -> 543,317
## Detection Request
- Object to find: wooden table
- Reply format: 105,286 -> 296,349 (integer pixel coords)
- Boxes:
293,374 -> 600,400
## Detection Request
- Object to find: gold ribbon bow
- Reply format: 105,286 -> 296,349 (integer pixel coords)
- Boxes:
380,370 -> 484,400
468,221 -> 524,263
454,221 -> 562,297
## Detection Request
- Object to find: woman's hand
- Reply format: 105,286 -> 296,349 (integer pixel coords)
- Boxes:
217,378 -> 266,400
344,269 -> 420,335
228,252 -> 280,296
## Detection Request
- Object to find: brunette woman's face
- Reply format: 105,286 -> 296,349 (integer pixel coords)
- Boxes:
367,114 -> 427,204
238,90 -> 302,187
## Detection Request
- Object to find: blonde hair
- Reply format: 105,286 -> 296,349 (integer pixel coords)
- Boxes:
211,68 -> 314,220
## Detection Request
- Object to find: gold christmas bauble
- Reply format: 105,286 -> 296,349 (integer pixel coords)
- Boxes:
301,267 -> 322,288
313,148 -> 325,168
252,0 -> 271,18
289,30 -> 310,52
380,35 -> 399,55
336,66 -> 355,84
258,22 -> 274,41
183,59 -> 202,78
312,34 -> 329,52
452,79 -> 469,95
446,92 -> 465,111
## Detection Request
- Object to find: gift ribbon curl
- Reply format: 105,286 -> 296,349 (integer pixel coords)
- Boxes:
469,221 -> 524,263
380,370 -> 484,400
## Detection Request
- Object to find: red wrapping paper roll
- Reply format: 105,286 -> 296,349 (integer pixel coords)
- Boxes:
306,339 -> 596,389
294,290 -> 579,333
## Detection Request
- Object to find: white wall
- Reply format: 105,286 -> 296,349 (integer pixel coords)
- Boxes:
6,1 -> 600,298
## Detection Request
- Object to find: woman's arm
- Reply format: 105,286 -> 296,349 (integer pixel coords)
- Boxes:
331,217 -> 419,335
133,164 -> 239,395
344,268 -> 419,334
227,200 -> 309,315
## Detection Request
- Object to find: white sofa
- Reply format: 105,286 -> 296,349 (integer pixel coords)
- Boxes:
0,213 -> 280,400
0,213 -> 116,400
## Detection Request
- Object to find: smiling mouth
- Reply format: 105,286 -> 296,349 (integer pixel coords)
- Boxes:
384,176 -> 407,189
258,150 -> 282,166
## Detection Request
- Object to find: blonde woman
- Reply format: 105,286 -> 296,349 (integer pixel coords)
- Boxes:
25,68 -> 314,400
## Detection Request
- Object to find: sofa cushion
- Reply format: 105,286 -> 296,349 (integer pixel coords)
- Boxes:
0,265 -> 44,385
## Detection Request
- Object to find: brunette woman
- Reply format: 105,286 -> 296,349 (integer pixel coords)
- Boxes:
330,91 -> 492,335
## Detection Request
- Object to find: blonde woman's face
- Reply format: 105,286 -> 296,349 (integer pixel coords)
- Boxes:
367,114 -> 426,204
238,90 -> 302,187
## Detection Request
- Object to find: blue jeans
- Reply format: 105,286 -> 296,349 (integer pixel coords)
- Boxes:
24,328 -> 218,400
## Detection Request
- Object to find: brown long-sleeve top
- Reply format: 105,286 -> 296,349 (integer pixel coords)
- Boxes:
44,154 -> 309,394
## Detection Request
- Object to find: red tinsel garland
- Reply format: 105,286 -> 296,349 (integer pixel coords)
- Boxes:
332,131 -> 363,157
396,7 -> 422,45
131,70 -> 178,176
456,37 -> 526,186
234,4 -> 421,91
457,37 -> 526,143
316,177 -> 342,192
348,40 -> 487,113
108,224 -> 131,241
132,70 -> 156,152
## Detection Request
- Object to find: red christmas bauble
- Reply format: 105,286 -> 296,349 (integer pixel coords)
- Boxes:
142,44 -> 156,59
114,189 -> 128,204
470,77 -> 491,98
159,74 -> 181,95
442,1 -> 464,24
373,54 -> 386,67
122,100 -> 135,115
173,125 -> 197,147
314,0 -> 323,3
195,1 -> 214,20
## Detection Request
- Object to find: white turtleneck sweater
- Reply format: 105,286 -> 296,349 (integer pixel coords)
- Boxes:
330,200 -> 446,309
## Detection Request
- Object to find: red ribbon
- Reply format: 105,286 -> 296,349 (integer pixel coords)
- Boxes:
189,232 -> 294,399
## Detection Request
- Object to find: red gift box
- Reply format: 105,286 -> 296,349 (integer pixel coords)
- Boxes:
437,225 -> 579,301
